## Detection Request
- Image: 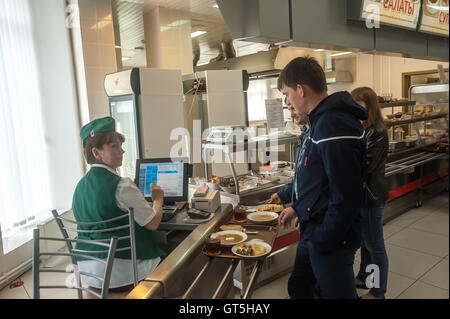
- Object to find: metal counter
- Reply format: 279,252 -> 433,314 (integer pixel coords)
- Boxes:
126,199 -> 299,299
127,203 -> 235,299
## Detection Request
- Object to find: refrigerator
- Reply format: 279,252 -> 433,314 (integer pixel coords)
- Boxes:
105,68 -> 185,179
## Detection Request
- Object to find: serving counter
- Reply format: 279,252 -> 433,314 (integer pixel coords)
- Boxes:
127,201 -> 299,299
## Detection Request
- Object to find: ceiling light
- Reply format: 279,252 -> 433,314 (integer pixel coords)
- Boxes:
122,56 -> 131,61
427,5 -> 449,11
191,31 -> 207,38
313,49 -> 325,52
330,51 -> 352,57
212,4 -> 219,8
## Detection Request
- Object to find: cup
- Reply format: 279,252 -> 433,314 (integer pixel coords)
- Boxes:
234,206 -> 247,222
205,237 -> 221,255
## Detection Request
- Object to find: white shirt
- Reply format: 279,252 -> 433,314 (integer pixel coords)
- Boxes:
78,164 -> 161,289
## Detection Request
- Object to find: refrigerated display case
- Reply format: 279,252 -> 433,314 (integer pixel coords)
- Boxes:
105,68 -> 185,179
109,94 -> 140,179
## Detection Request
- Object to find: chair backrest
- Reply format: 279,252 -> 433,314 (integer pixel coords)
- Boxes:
32,227 -> 118,299
32,208 -> 138,299
52,208 -> 138,288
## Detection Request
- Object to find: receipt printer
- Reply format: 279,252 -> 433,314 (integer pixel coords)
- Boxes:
191,189 -> 221,213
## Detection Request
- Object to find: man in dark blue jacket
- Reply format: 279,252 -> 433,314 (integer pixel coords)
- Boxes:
277,56 -> 368,299
266,104 -> 310,209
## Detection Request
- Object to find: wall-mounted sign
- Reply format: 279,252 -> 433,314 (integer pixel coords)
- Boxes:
361,0 -> 422,30
419,0 -> 449,37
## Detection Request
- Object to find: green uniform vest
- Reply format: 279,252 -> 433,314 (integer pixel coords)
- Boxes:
72,166 -> 165,261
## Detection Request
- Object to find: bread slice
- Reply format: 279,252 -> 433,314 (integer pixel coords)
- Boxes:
219,224 -> 243,232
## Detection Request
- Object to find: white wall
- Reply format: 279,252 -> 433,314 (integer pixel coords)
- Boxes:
328,53 -> 449,98
78,0 -> 118,121
0,0 -> 83,280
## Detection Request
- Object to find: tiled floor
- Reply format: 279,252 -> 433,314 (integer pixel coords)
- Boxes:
249,192 -> 449,299
1,193 -> 448,299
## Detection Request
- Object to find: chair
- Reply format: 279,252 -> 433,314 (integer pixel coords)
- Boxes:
32,208 -> 138,299
32,228 -> 118,299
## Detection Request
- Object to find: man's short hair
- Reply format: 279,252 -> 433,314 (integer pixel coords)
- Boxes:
277,56 -> 328,94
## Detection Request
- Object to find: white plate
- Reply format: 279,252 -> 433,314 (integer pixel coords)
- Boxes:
247,212 -> 278,224
210,230 -> 247,246
232,239 -> 272,258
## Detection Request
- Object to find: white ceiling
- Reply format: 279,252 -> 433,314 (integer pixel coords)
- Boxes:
113,0 -> 270,68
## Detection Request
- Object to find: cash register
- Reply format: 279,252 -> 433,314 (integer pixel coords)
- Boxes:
135,157 -> 189,222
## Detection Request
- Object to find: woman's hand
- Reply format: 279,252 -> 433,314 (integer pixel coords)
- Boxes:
278,207 -> 297,229
266,193 -> 281,204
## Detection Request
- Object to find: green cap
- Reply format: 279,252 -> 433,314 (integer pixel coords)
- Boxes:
80,116 -> 116,142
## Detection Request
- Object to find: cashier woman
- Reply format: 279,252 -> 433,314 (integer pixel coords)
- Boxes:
266,102 -> 310,230
72,116 -> 165,291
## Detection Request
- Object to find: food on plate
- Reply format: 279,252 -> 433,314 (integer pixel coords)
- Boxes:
258,204 -> 283,212
252,214 -> 276,221
236,243 -> 267,257
208,176 -> 220,184
386,114 -> 395,120
219,224 -> 243,232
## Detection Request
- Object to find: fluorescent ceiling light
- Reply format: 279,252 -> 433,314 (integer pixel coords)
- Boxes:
330,51 -> 352,57
191,31 -> 207,38
313,49 -> 325,52
427,5 -> 449,11
212,4 -> 219,8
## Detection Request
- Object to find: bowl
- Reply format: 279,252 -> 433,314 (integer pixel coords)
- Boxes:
247,212 -> 278,224
210,230 -> 247,247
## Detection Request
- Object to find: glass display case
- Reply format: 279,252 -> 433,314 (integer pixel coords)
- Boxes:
109,94 -> 140,179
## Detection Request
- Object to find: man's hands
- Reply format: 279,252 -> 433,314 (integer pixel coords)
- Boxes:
266,193 -> 282,204
278,207 -> 297,229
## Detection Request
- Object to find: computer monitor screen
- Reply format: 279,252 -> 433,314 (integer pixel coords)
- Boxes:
135,157 -> 188,204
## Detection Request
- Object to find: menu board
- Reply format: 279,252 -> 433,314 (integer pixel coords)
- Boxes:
419,0 -> 449,37
361,0 -> 422,30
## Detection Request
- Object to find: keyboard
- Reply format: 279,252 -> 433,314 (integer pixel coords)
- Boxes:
161,207 -> 177,222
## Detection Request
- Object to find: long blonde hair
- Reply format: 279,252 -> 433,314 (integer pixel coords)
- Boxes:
351,87 -> 385,130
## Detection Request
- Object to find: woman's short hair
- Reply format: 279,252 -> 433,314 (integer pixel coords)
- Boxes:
83,132 -> 125,164
277,56 -> 328,94
351,87 -> 385,130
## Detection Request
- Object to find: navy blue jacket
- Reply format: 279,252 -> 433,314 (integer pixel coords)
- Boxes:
294,91 -> 368,255
277,126 -> 310,203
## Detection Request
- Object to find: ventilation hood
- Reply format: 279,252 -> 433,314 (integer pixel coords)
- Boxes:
323,52 -> 355,84
325,70 -> 354,84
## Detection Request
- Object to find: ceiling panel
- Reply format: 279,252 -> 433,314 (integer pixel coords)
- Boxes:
113,0 -> 271,68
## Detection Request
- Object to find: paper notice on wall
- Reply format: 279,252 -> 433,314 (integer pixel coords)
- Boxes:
265,99 -> 284,131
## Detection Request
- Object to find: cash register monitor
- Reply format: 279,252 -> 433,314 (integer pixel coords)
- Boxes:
135,157 -> 188,205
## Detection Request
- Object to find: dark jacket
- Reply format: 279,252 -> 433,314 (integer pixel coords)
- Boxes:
294,91 -> 368,255
278,126 -> 310,203
364,120 -> 389,207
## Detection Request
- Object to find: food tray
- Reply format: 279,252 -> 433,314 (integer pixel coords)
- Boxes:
202,224 -> 278,260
